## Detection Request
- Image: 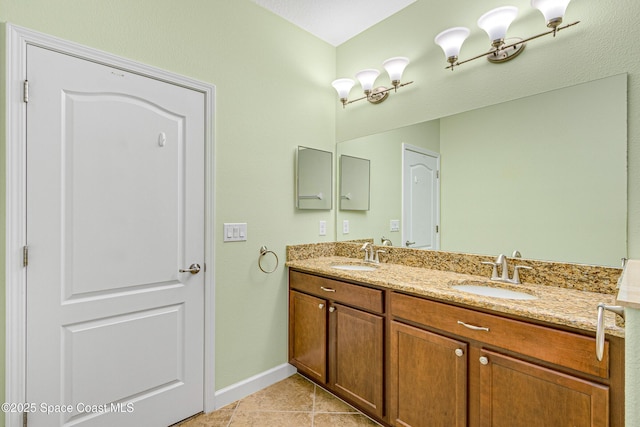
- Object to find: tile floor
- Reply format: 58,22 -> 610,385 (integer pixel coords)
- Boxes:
175,374 -> 383,427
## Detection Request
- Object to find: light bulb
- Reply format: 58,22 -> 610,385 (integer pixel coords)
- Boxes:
477,6 -> 518,47
434,28 -> 470,64
382,57 -> 410,87
331,78 -> 355,104
531,0 -> 571,28
355,69 -> 381,94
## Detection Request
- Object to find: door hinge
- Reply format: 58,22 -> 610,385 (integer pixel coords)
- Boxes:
436,225 -> 439,233
436,170 -> 440,179
23,80 -> 29,103
23,246 -> 29,267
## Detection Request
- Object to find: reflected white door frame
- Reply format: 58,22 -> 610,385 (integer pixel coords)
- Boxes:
401,143 -> 440,250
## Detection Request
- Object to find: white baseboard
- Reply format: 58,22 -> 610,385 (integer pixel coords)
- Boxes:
213,363 -> 298,410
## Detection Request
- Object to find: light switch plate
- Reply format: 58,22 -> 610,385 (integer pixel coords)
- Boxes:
343,220 -> 349,234
319,220 -> 327,236
390,219 -> 400,232
223,223 -> 247,242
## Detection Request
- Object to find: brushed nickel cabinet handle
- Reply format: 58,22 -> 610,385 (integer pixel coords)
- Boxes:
454,348 -> 464,357
329,306 -> 336,313
320,286 -> 336,292
479,356 -> 489,365
318,304 -> 324,309
457,320 -> 489,332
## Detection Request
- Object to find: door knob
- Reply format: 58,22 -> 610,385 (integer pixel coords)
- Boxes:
406,241 -> 416,247
179,263 -> 201,274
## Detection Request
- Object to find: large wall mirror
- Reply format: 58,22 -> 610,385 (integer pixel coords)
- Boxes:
336,74 -> 627,267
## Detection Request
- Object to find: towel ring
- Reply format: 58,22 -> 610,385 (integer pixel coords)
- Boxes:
259,246 -> 279,274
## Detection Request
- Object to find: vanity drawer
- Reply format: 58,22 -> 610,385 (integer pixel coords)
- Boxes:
289,270 -> 384,314
391,292 -> 609,379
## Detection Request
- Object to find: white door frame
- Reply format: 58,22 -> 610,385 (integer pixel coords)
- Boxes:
401,143 -> 441,250
5,24 -> 216,426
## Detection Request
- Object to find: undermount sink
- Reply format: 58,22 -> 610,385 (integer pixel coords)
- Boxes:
331,264 -> 378,272
451,284 -> 538,300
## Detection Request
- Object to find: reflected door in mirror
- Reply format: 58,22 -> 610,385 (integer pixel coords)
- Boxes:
403,145 -> 440,249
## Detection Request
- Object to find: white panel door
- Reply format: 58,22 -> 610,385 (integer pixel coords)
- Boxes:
26,45 -> 205,426
402,146 -> 440,250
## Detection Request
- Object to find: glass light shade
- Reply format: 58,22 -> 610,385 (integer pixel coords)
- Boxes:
531,0 -> 571,26
331,78 -> 355,100
434,27 -> 470,61
355,69 -> 380,92
382,57 -> 410,83
477,6 -> 518,44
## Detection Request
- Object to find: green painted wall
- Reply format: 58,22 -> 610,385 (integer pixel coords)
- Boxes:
626,308 -> 640,426
0,0 -> 336,405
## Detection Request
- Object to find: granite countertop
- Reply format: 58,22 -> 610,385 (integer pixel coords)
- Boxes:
287,256 -> 624,338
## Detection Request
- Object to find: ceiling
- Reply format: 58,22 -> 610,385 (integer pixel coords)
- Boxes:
251,0 -> 417,46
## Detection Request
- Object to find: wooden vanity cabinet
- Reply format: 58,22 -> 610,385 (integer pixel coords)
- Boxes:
390,291 -> 623,427
289,269 -> 623,427
289,290 -> 327,382
478,349 -> 609,427
289,270 -> 385,421
331,302 -> 384,417
390,321 -> 468,427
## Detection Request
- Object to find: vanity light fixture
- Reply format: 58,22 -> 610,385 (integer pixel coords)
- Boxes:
331,57 -> 413,108
434,0 -> 578,70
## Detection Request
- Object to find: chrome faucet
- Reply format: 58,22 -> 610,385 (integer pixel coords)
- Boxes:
482,254 -> 532,284
381,236 -> 393,246
362,242 -> 385,264
496,254 -> 509,281
361,242 -> 374,262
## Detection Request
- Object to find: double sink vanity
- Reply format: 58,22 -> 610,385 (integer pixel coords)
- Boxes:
286,242 -> 625,427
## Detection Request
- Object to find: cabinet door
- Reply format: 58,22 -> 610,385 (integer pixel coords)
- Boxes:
479,349 -> 609,427
389,321 -> 468,427
330,303 -> 385,419
289,290 -> 327,382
